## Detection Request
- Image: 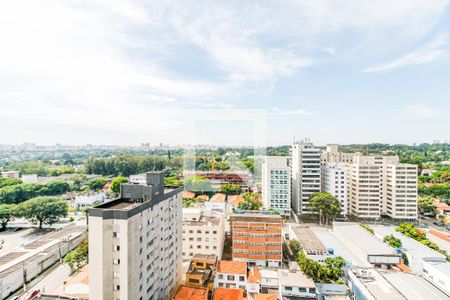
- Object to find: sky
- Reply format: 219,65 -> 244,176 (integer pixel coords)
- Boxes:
1,0 -> 449,146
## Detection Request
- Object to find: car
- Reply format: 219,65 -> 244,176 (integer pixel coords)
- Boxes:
0,238 -> 4,244
433,221 -> 444,227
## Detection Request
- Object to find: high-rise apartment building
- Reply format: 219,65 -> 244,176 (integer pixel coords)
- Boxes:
261,156 -> 291,217
320,144 -> 359,164
321,163 -> 348,216
88,172 -> 183,300
348,156 -> 417,220
230,212 -> 283,267
291,139 -> 321,214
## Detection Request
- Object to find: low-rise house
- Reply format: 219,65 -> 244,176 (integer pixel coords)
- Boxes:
278,269 -> 316,299
260,268 -> 279,293
247,267 -> 262,294
435,202 -> 450,224
227,195 -> 244,209
186,254 -> 217,289
208,193 -> 227,210
183,191 -> 196,199
1,170 -> 20,179
215,260 -> 247,290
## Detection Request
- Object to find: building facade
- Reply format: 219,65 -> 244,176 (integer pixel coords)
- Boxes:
348,155 -> 417,220
230,213 -> 283,267
261,156 -> 291,217
214,260 -> 247,290
291,139 -> 321,214
182,207 -> 225,260
321,162 -> 348,216
88,172 -> 183,300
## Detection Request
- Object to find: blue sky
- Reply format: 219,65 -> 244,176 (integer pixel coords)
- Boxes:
0,0 -> 449,146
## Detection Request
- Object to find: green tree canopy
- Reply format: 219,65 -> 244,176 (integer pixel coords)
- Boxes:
237,192 -> 262,210
18,196 -> 68,229
383,234 -> 402,248
309,192 -> 342,225
0,178 -> 22,188
110,176 -> 128,193
183,176 -> 212,193
88,178 -> 108,191
220,183 -> 242,195
64,237 -> 88,270
0,204 -> 17,230
418,196 -> 434,214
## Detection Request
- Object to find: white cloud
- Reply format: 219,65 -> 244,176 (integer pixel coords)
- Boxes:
402,104 -> 438,118
364,34 -> 449,72
272,107 -> 313,116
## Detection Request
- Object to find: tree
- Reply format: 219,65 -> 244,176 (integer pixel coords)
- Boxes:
0,178 -> 22,188
383,234 -> 402,248
64,237 -> 88,270
183,176 -> 212,193
70,174 -> 88,191
309,192 -> 342,225
88,178 -> 108,191
418,196 -> 434,214
289,240 -> 301,256
437,214 -> 447,223
237,192 -> 262,210
0,204 -> 16,230
110,176 -> 128,193
164,176 -> 182,187
296,252 -> 345,283
18,196 -> 68,229
220,183 -> 242,195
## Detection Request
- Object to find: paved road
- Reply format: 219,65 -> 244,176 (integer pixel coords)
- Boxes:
22,263 -> 71,295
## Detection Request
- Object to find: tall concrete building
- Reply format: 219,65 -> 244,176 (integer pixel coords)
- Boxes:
348,156 -> 417,220
261,156 -> 291,217
230,212 -> 283,267
291,139 -> 321,214
320,143 -> 360,164
88,172 -> 183,300
321,162 -> 348,216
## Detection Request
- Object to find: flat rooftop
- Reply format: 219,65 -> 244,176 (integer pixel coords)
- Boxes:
349,267 -> 405,300
381,269 -> 449,300
278,269 -> 315,288
333,222 -> 396,256
291,226 -> 327,253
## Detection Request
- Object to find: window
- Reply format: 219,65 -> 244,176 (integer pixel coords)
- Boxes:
114,285 -> 120,291
113,232 -> 117,238
227,275 -> 235,280
239,276 -> 245,281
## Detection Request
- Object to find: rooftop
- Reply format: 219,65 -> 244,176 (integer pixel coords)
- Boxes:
213,288 -> 244,300
192,253 -> 217,262
183,214 -> 222,226
228,195 -> 244,205
381,269 -> 449,300
183,191 -> 196,199
333,222 -> 397,256
253,294 -> 277,300
217,260 -> 247,275
230,213 -> 283,223
248,267 -> 261,283
278,269 -> 315,288
172,286 -> 208,300
349,267 -> 405,300
211,193 -> 226,203
291,226 -> 327,254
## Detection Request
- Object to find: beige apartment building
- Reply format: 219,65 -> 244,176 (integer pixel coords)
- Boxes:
348,155 -> 417,220
88,172 -> 183,300
182,207 -> 225,261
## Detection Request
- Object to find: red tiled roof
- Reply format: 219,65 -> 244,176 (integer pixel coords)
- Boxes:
173,286 -> 208,300
217,260 -> 247,275
183,191 -> 196,199
227,195 -> 244,205
253,294 -> 277,300
213,288 -> 244,300
211,193 -> 226,202
248,267 -> 261,283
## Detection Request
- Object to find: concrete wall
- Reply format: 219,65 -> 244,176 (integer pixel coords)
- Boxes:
0,233 -> 85,300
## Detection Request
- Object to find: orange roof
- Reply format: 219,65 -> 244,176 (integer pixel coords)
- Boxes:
213,288 -> 244,300
211,193 -> 226,202
228,195 -> 244,205
217,260 -> 247,275
248,267 -> 261,284
435,202 -> 450,210
196,194 -> 209,201
183,191 -> 196,199
172,286 -> 208,300
253,294 -> 277,300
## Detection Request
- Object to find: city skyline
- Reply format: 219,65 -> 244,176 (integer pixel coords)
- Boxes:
1,1 -> 449,145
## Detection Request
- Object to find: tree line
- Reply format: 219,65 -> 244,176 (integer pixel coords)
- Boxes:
0,196 -> 68,230
0,180 -> 71,204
